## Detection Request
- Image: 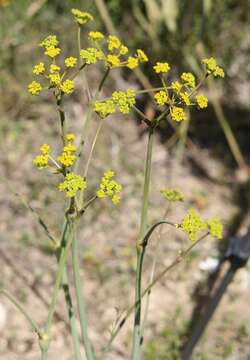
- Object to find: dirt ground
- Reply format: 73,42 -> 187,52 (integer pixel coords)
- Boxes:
1,69 -> 250,360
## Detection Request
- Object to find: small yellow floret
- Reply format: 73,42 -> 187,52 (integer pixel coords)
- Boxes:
171,81 -> 182,92
207,216 -> 223,240
66,133 -> 75,142
33,63 -> 45,75
106,54 -> 121,67
71,8 -> 93,25
40,35 -> 59,49
96,170 -> 122,205
60,79 -> 75,94
59,172 -> 86,198
94,100 -> 115,118
154,90 -> 168,106
112,89 -> 136,114
49,73 -> 61,86
202,57 -> 224,78
181,72 -> 196,88
45,46 -> 61,58
180,92 -> 191,106
28,81 -> 42,95
88,31 -> 104,41
160,188 -> 184,202
80,48 -> 104,64
120,45 -> 128,55
136,49 -> 148,63
64,57 -> 77,68
127,56 -> 139,70
180,209 -> 207,241
153,62 -> 170,74
196,95 -> 208,109
50,64 -> 60,73
33,143 -> 51,168
107,35 -> 121,51
171,106 -> 186,122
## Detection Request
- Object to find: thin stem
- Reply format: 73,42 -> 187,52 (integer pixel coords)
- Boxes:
77,26 -> 91,101
58,220 -> 82,360
132,127 -> 154,360
42,221 -> 75,357
56,95 -> 66,145
74,68 -> 110,174
71,226 -> 95,360
101,232 -> 208,358
141,206 -> 171,340
0,288 -> 41,335
84,118 -> 104,180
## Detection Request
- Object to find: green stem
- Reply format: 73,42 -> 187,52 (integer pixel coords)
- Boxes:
74,68 -> 110,174
0,288 -> 41,335
59,221 -> 82,360
132,127 -> 154,360
102,231 -> 208,358
71,227 -> 95,360
56,95 -> 66,145
42,221 -> 75,358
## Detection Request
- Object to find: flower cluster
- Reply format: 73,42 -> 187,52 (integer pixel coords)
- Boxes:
153,62 -> 170,74
171,107 -> 187,122
57,134 -> 77,167
196,95 -> 208,109
180,72 -> 196,89
96,170 -> 122,205
202,57 -> 225,78
180,209 -> 207,241
180,209 -> 223,241
207,216 -> 223,240
71,8 -> 93,26
94,89 -> 136,118
154,90 -> 168,106
80,48 -> 104,64
58,172 -> 87,198
160,188 -> 184,202
33,144 -> 51,168
28,35 -> 78,97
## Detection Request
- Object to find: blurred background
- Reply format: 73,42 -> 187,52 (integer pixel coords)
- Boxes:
1,0 -> 250,359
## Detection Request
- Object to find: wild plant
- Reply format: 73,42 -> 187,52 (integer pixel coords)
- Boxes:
1,8 -> 224,360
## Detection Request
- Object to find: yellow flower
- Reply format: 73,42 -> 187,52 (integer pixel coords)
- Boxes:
40,35 -> 59,49
196,95 -> 208,109
171,106 -> 186,122
66,133 -> 75,142
112,89 -> 136,114
153,62 -> 170,74
40,144 -> 50,155
50,64 -> 61,73
136,49 -> 148,63
207,216 -> 223,240
64,57 -> 77,68
71,8 -> 93,25
28,81 -> 42,95
94,100 -> 115,118
154,90 -> 168,106
171,81 -> 182,92
49,73 -> 61,86
106,54 -> 121,67
80,48 -> 104,64
181,72 -> 196,88
88,31 -> 104,41
127,56 -> 139,69
120,45 -> 128,55
33,62 -> 45,75
180,209 -> 207,241
33,143 -> 51,168
96,170 -> 122,205
180,92 -> 191,106
160,188 -> 184,202
202,57 -> 224,78
57,134 -> 77,167
45,46 -> 61,58
107,35 -> 121,51
60,79 -> 75,94
58,172 -> 86,198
